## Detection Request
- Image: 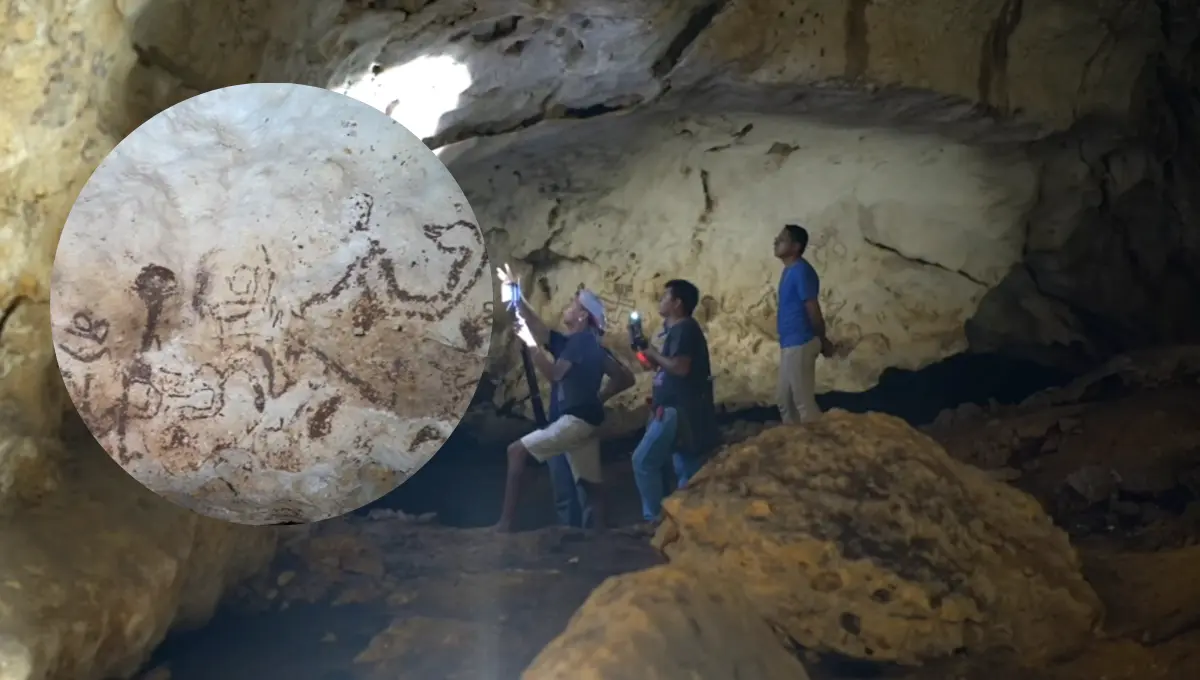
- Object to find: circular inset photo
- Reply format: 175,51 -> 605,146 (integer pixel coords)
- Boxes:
51,83 -> 492,525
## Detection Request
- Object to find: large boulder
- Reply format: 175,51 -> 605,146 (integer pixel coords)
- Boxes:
0,431 -> 275,680
651,410 -> 1103,665
523,566 -> 812,680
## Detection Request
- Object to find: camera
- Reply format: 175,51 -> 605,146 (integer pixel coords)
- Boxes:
628,310 -> 648,351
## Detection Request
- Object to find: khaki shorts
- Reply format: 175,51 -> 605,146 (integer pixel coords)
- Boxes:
520,415 -> 602,484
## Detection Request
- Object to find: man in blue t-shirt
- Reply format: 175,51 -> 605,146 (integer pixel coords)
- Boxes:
494,286 -> 634,533
774,224 -> 833,424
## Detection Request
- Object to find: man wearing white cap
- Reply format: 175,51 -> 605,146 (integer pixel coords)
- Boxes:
494,267 -> 633,532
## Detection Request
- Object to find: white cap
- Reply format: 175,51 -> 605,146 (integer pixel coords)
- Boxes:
577,289 -> 607,332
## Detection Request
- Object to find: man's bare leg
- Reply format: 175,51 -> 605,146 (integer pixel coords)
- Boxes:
494,440 -> 530,533
579,479 -> 607,531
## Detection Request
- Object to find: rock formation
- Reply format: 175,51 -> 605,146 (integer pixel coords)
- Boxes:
50,82 -> 490,525
650,411 -> 1102,665
928,346 -> 1200,544
0,425 -> 276,680
521,411 -> 1105,672
522,566 -> 812,680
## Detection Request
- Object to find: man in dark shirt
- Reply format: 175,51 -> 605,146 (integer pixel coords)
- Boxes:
630,279 -> 715,522
494,287 -> 633,532
546,336 -> 634,529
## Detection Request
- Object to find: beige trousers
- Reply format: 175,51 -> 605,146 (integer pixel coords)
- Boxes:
519,415 -> 602,483
777,338 -> 822,424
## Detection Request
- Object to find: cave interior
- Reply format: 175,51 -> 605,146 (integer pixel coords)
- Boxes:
2,0 -> 1200,679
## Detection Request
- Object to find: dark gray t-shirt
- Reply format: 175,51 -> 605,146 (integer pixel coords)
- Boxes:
651,317 -> 714,455
546,329 -> 607,426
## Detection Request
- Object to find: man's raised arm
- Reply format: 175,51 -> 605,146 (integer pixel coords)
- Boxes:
516,299 -> 551,348
598,349 -> 636,404
499,264 -> 551,347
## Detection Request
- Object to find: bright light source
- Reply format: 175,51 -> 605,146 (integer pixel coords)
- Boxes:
337,54 -> 472,143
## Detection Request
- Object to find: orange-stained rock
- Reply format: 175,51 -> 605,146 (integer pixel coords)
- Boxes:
522,565 -> 811,680
651,410 -> 1104,666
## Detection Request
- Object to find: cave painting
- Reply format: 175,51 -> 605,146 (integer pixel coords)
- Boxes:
49,83 -> 491,525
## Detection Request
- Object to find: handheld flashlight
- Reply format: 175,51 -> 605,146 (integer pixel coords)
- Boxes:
628,311 -> 646,345
628,310 -> 650,366
504,281 -> 521,312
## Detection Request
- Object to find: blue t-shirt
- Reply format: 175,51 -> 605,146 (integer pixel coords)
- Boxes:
777,260 -> 820,348
545,330 -> 608,425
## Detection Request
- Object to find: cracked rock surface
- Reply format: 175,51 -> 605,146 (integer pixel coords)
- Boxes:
50,83 -> 490,525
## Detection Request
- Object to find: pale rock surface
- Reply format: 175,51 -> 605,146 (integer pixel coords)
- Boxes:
0,428 -> 275,680
271,0 -> 1182,415
668,0 -> 1158,132
650,411 -> 1104,665
3,0 -> 1192,430
50,83 -> 491,525
265,0 -> 1158,143
443,111 -> 1035,411
2,0 -> 142,505
523,566 -> 812,680
2,6 -> 278,680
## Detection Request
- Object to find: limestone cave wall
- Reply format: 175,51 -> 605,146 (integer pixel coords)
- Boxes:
444,111 -> 1036,408
288,0 -> 1199,413
6,0 -> 1198,436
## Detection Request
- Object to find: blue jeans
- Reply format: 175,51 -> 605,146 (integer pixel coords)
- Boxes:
548,454 -> 593,528
632,408 -> 686,522
673,450 -> 704,488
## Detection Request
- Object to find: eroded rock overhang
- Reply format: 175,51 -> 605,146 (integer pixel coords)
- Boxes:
5,0 -> 1194,423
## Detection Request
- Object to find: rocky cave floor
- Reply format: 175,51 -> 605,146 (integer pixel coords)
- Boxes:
130,356 -> 1200,680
